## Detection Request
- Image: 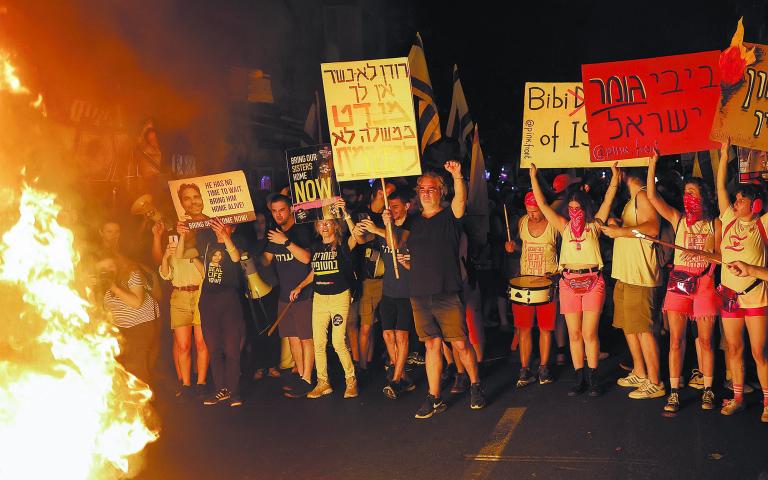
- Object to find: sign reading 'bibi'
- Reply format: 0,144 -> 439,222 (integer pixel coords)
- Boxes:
285,144 -> 342,224
520,82 -> 647,168
321,57 -> 421,181
582,51 -> 721,162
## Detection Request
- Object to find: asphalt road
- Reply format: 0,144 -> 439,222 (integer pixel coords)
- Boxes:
135,330 -> 768,480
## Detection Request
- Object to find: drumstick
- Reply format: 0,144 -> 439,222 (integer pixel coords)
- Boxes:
631,229 -> 722,265
503,204 -> 511,243
265,299 -> 295,336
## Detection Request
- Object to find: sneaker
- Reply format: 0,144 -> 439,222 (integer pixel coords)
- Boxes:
568,369 -> 587,397
723,379 -> 755,394
720,398 -> 745,416
470,383 -> 486,410
762,406 -> 768,423
400,373 -> 416,393
628,381 -> 666,399
664,391 -> 680,412
701,388 -> 715,410
688,369 -> 704,390
516,367 -> 536,388
407,352 -> 426,366
538,365 -> 554,385
383,381 -> 401,400
451,372 -> 470,394
203,388 -> 231,406
414,394 -> 447,419
284,378 -> 313,398
617,372 -> 647,388
229,394 -> 243,407
307,380 -> 333,399
344,378 -> 358,399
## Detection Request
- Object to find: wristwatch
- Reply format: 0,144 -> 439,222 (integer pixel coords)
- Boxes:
283,239 -> 292,247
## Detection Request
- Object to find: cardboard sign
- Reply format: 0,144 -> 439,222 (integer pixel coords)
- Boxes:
520,82 -> 648,168
321,57 -> 421,181
168,171 -> 256,230
711,43 -> 768,150
737,146 -> 768,183
582,51 -> 721,162
286,144 -> 342,223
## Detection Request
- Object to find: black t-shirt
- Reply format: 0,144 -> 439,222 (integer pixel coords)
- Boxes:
200,242 -> 241,293
311,239 -> 356,296
265,222 -> 314,302
377,216 -> 412,298
355,205 -> 385,279
408,208 -> 463,296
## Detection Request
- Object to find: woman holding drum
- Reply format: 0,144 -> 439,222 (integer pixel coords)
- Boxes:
530,162 -> 620,397
647,150 -> 721,413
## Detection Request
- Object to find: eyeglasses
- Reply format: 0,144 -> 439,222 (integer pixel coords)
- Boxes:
417,187 -> 440,195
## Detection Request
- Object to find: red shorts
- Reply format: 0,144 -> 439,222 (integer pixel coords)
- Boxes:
511,302 -> 556,330
662,268 -> 720,318
558,273 -> 606,314
721,305 -> 768,318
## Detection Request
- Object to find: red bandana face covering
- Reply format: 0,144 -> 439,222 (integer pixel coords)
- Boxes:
568,207 -> 585,238
683,193 -> 703,226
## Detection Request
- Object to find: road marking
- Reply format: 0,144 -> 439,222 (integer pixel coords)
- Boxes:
462,407 -> 526,480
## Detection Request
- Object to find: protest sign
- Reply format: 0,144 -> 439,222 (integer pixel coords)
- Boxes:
737,146 -> 768,183
168,171 -> 256,230
520,82 -> 647,168
582,51 -> 721,162
321,57 -> 421,181
710,43 -> 768,150
285,144 -> 342,223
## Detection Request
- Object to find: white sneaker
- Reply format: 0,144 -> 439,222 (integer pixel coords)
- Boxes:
629,380 -> 666,399
617,372 -> 647,388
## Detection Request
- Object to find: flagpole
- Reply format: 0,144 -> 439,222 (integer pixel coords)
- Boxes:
380,178 -> 400,279
503,204 -> 511,243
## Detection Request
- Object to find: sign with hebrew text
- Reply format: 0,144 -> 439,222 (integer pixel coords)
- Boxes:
321,57 -> 421,181
582,51 -> 721,162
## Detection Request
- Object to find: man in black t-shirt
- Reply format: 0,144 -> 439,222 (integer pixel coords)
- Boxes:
262,194 -> 315,397
350,181 -> 395,377
400,161 -> 486,419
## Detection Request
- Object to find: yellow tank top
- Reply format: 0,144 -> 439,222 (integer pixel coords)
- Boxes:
519,216 -> 559,276
559,222 -> 603,269
611,190 -> 661,286
673,218 -> 715,270
720,209 -> 768,305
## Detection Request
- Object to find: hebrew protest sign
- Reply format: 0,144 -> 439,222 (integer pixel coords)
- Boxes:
737,146 -> 768,183
321,57 -> 421,181
582,51 -> 721,162
520,82 -> 647,167
711,43 -> 768,150
168,171 -> 256,230
286,144 -> 342,223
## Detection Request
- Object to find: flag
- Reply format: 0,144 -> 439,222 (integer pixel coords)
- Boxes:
300,91 -> 322,146
466,124 -> 489,239
446,64 -> 474,160
408,33 -> 441,154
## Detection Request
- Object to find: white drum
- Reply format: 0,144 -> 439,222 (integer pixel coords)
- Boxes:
507,275 -> 555,306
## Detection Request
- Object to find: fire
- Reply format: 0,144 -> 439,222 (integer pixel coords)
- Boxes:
0,47 -> 158,479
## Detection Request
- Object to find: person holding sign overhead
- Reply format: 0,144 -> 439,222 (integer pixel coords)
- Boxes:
401,161 -> 486,419
529,162 -> 620,397
715,140 -> 768,421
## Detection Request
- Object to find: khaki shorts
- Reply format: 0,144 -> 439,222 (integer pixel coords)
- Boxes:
359,278 -> 383,326
170,289 -> 201,329
612,281 -> 657,334
411,293 -> 467,342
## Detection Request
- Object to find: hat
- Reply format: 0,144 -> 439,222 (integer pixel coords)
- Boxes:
552,174 -> 580,194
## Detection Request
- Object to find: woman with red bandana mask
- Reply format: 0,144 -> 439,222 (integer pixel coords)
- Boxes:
530,162 -> 620,397
716,140 -> 768,423
647,150 -> 721,413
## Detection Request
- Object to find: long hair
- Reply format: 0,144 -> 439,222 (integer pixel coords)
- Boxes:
682,176 -> 716,222
566,189 -> 596,223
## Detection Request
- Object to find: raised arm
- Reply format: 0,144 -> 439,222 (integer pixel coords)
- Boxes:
530,164 -> 567,232
716,140 -> 732,215
646,151 -> 681,226
445,161 -> 466,218
596,162 -> 620,223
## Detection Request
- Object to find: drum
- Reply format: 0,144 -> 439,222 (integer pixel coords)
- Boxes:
507,275 -> 555,306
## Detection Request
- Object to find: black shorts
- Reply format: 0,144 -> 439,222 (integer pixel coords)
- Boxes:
379,295 -> 414,332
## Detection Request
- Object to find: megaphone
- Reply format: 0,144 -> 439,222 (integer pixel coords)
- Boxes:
240,251 -> 273,299
130,193 -> 174,231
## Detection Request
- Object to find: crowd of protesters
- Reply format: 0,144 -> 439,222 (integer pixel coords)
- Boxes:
82,137 -> 768,423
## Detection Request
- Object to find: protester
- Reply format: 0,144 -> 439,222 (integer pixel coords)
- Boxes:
647,151 -> 720,412
716,141 -> 768,421
399,161 -> 485,419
